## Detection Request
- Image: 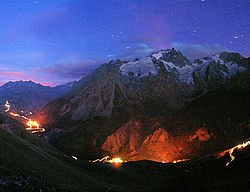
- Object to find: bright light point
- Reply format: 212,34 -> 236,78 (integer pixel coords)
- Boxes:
72,156 -> 78,160
5,101 -> 10,112
27,119 -> 40,129
172,159 -> 190,164
108,157 -> 123,164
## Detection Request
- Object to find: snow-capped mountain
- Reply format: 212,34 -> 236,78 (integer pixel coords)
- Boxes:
35,49 -> 249,161
120,48 -> 246,86
37,48 -> 249,124
120,48 -> 192,78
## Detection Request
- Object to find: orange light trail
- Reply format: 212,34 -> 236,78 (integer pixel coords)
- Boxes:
89,156 -> 124,166
89,156 -> 110,163
10,112 -> 19,117
9,112 -> 45,134
172,159 -> 190,164
217,140 -> 250,166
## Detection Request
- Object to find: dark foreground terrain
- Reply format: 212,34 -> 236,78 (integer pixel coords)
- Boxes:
0,113 -> 250,192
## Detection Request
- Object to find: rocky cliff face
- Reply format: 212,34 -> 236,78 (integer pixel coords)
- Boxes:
101,119 -> 213,162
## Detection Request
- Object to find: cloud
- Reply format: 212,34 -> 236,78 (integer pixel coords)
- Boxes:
35,60 -> 103,79
172,42 -> 230,61
133,43 -> 155,54
117,43 -> 156,60
0,59 -> 104,86
0,71 -> 32,78
0,71 -> 34,86
106,54 -> 117,58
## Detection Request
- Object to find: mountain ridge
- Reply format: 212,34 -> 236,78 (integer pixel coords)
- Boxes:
0,80 -> 76,113
33,49 -> 250,162
37,49 -> 249,123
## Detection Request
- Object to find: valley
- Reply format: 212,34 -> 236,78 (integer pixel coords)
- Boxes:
0,49 -> 249,191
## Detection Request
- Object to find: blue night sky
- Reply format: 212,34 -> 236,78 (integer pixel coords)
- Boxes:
0,0 -> 249,86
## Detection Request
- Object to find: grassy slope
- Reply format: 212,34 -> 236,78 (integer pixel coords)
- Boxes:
0,114 -> 112,191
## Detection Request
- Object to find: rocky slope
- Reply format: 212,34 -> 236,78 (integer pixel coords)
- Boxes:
38,49 -> 248,123
36,49 -> 249,161
0,80 -> 76,113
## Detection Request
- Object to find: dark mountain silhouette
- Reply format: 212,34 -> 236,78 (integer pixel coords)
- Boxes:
0,80 -> 76,113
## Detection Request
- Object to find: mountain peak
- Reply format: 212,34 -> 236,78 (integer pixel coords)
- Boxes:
219,52 -> 244,63
108,59 -> 125,65
1,80 -> 45,89
150,49 -> 172,59
149,48 -> 191,67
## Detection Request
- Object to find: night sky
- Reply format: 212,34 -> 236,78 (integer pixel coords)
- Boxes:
0,0 -> 249,86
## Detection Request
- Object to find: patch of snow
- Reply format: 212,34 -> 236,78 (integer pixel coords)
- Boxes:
162,60 -> 198,84
120,57 -> 157,77
162,61 -> 178,72
151,49 -> 171,60
178,64 -> 198,84
225,62 -> 245,77
210,53 -> 224,64
199,59 -> 206,63
220,70 -> 229,77
152,52 -> 162,60
120,51 -> 246,85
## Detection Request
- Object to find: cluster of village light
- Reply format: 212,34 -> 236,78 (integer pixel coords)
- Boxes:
5,101 -> 45,134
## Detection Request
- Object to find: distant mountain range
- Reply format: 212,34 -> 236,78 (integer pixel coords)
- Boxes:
0,80 -> 76,112
35,48 -> 250,161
